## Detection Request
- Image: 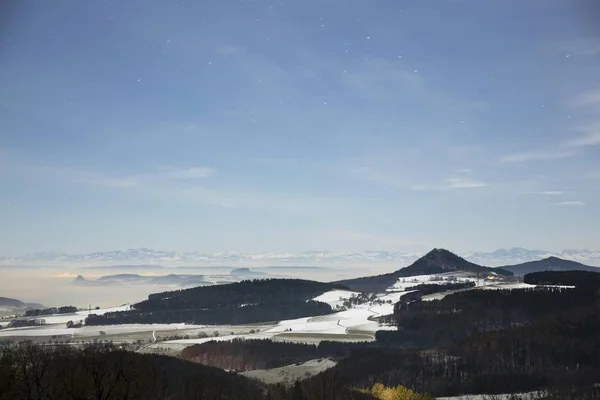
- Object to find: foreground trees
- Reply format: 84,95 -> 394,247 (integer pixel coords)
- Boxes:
0,343 -> 265,400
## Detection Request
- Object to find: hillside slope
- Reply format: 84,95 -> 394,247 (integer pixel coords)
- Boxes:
86,279 -> 347,325
335,248 -> 512,292
499,256 -> 600,277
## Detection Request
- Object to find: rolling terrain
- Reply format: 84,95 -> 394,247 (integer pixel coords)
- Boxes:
3,249 -> 600,399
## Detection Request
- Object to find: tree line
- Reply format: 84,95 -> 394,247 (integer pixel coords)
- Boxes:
181,339 -> 330,371
524,270 -> 600,290
86,301 -> 332,326
25,306 -> 78,317
403,281 -> 475,296
377,286 -> 586,348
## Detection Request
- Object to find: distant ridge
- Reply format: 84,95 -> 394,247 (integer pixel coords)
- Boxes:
334,248 -> 512,292
0,296 -> 44,310
0,296 -> 24,308
230,268 -> 266,277
499,256 -> 600,277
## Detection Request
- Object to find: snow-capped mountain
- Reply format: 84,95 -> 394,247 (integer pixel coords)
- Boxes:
1,247 -> 599,267
0,248 -> 421,268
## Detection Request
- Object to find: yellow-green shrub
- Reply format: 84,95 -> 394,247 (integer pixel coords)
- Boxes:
356,382 -> 434,400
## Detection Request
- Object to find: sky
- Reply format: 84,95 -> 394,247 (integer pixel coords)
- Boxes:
0,0 -> 599,256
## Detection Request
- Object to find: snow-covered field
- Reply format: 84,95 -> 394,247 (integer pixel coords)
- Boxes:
437,390 -> 545,399
479,283 -> 575,291
477,282 -> 535,291
0,305 -> 133,337
0,326 -> 75,337
155,290 -> 400,349
312,289 -> 360,308
0,322 -> 209,339
241,358 -> 337,385
387,273 -> 478,292
31,305 -> 132,325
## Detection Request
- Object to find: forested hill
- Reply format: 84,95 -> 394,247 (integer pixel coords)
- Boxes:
0,296 -> 24,308
335,248 -> 512,292
500,256 -> 600,277
524,269 -> 600,289
86,279 -> 346,326
137,278 -> 346,310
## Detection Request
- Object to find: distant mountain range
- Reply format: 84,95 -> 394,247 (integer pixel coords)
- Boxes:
335,249 -> 512,292
0,248 -> 419,267
498,257 -> 600,277
1,247 -> 599,267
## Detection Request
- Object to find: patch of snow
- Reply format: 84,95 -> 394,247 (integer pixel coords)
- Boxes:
437,390 -> 545,400
167,331 -> 275,345
266,318 -> 346,335
312,290 -> 360,308
241,358 -> 337,385
0,326 -> 75,337
75,323 -> 204,336
478,282 -> 535,291
387,273 -> 477,292
28,305 -> 132,325
160,300 -> 396,347
0,320 -> 204,338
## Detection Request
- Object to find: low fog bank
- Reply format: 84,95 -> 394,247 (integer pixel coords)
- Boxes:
0,269 -> 161,308
0,264 -> 383,308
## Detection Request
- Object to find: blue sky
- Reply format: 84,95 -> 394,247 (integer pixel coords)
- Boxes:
1,0 -> 599,255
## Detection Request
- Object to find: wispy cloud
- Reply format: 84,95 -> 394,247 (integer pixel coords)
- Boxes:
500,150 -> 575,163
4,161 -> 227,206
501,89 -> 600,161
72,166 -> 214,188
554,201 -> 585,206
341,165 -> 403,187
563,88 -> 600,147
4,158 -> 348,215
445,178 -> 488,189
411,178 -> 488,191
522,191 -> 564,196
570,89 -> 600,108
565,131 -> 600,147
156,167 -> 214,180
316,228 -> 430,250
